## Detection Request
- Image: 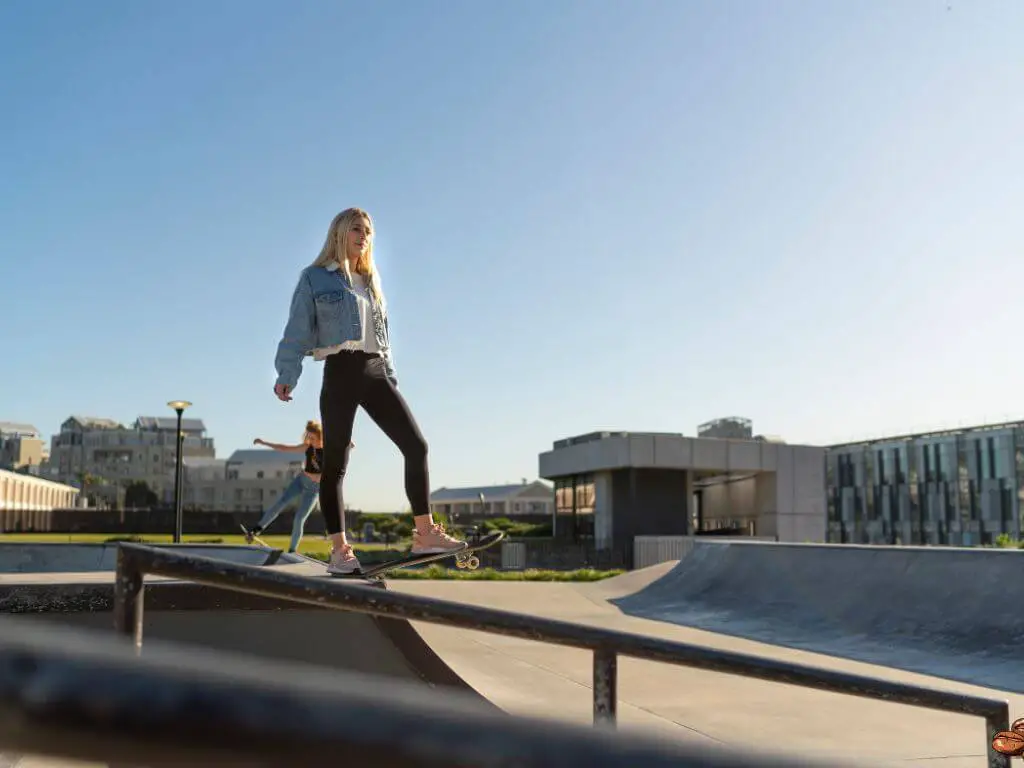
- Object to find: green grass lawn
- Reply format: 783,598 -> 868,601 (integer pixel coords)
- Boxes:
0,533 -> 623,581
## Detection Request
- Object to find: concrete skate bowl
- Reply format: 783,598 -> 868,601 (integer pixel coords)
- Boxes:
0,542 -> 492,703
611,539 -> 1024,693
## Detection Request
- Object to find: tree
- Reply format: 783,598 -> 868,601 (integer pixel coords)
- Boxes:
124,481 -> 159,509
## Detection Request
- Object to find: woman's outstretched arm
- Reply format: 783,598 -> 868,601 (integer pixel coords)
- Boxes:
253,438 -> 306,452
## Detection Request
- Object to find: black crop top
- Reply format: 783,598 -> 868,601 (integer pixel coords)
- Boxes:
304,445 -> 323,474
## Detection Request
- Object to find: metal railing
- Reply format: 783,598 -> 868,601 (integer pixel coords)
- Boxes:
0,614 -> 840,768
114,543 -> 1011,768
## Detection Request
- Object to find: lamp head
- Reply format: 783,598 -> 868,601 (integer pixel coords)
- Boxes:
167,400 -> 192,414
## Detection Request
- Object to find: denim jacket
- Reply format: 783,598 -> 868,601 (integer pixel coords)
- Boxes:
274,264 -> 396,391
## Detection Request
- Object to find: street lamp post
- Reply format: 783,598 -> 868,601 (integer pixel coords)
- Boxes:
477,492 -> 486,544
167,400 -> 192,544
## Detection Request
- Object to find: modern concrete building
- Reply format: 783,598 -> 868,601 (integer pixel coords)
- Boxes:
0,422 -> 46,472
0,469 -> 80,530
429,481 -> 554,521
538,426 -> 826,547
825,420 -> 1024,546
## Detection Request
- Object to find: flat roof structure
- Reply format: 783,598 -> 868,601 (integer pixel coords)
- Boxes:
538,431 -> 825,546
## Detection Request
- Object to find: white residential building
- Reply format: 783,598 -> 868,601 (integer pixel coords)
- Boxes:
183,449 -> 304,512
0,469 -> 80,530
429,481 -> 554,521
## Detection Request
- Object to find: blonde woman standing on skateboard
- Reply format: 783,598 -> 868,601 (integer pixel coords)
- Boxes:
242,420 -> 352,553
272,207 -> 466,575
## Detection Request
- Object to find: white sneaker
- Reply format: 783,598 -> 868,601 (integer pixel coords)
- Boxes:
411,523 -> 468,555
326,545 -> 362,575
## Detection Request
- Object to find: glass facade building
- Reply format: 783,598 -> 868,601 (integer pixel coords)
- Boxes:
825,422 -> 1024,546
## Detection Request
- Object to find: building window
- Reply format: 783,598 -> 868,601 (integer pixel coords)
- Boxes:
555,475 -> 595,517
554,474 -> 596,540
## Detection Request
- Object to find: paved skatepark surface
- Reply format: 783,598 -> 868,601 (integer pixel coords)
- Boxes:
612,539 -> 1024,694
2,540 -> 1022,767
396,570 -> 1023,767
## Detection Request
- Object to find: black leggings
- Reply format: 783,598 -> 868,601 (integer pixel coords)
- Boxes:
319,351 -> 429,534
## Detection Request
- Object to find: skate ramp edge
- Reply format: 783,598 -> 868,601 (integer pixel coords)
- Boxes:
0,541 -> 305,573
0,543 -> 494,708
612,539 -> 1024,693
576,559 -> 680,602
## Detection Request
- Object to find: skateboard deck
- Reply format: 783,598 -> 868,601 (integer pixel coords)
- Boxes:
330,530 -> 505,581
240,524 -> 327,568
239,524 -> 504,582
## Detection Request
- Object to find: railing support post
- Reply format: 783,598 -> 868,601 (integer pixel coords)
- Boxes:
114,546 -> 145,655
593,647 -> 617,727
986,705 -> 1011,768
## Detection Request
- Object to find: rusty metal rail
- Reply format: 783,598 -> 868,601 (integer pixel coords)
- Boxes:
115,543 -> 1012,768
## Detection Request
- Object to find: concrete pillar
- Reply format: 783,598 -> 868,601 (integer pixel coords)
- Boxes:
755,471 -> 779,538
594,471 -> 614,548
682,470 -> 694,533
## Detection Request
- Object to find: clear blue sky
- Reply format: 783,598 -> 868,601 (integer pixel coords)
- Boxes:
2,0 -> 1022,510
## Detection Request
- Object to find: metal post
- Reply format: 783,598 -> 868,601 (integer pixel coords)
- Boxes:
173,408 -> 184,543
113,547 -> 145,655
593,647 -> 617,727
986,706 -> 1012,768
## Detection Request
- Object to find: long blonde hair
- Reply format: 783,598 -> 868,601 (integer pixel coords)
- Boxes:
311,208 -> 382,302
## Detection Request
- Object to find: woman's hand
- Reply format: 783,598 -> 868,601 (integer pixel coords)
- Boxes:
274,383 -> 293,402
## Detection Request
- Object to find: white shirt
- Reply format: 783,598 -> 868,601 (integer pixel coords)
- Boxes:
312,264 -> 381,360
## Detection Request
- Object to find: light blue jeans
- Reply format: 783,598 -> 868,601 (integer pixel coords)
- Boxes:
256,474 -> 320,552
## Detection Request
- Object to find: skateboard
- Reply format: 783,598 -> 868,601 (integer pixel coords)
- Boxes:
240,523 -> 329,567
240,524 -> 505,582
329,530 -> 505,581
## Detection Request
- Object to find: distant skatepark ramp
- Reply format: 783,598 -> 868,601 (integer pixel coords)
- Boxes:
612,539 -> 1024,693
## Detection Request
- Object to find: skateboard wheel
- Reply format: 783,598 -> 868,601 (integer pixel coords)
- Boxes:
467,556 -> 480,570
455,558 -> 467,569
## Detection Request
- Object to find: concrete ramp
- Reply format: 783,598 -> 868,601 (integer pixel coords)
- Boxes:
612,540 -> 1024,693
0,543 -> 492,703
0,542 -> 498,766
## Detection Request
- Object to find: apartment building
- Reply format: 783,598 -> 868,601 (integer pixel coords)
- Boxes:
184,449 -> 304,512
47,414 -> 216,505
825,420 -> 1024,546
0,422 -> 47,472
